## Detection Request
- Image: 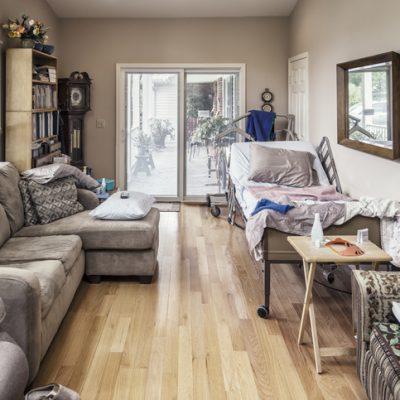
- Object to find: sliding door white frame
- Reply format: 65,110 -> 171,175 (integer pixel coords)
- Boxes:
116,63 -> 246,201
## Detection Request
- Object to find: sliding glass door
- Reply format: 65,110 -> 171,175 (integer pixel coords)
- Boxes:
125,72 -> 179,198
117,65 -> 244,201
185,72 -> 240,196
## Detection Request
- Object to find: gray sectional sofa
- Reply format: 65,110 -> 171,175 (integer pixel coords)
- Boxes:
0,162 -> 160,383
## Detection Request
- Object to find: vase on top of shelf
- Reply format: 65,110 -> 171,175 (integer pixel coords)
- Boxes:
2,14 -> 49,49
21,39 -> 35,48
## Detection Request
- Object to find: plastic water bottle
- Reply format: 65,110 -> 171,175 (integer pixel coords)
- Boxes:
311,213 -> 324,247
101,178 -> 107,194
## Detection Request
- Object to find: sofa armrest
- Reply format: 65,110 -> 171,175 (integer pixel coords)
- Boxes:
77,188 -> 99,210
352,270 -> 400,381
0,267 -> 41,383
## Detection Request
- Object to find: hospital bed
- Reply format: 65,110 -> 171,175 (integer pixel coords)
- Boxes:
227,137 -> 381,319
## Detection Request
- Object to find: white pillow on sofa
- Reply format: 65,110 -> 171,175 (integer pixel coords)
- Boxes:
89,191 -> 155,220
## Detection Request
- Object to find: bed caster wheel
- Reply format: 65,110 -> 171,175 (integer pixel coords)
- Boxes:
211,205 -> 221,218
257,305 -> 269,319
227,216 -> 232,224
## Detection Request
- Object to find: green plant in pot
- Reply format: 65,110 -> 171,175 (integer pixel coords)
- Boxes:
2,15 -> 48,48
131,128 -> 153,156
150,118 -> 175,149
192,115 -> 228,145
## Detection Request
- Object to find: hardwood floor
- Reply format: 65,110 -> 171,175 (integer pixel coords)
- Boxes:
33,205 -> 366,399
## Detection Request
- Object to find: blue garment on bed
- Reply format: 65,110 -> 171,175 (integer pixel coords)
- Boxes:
246,110 -> 276,141
251,198 -> 294,216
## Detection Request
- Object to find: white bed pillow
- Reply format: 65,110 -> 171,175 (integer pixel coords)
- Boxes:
89,191 -> 155,220
230,141 -> 331,187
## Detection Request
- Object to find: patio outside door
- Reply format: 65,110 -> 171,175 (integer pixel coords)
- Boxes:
125,71 -> 180,199
116,64 -> 245,202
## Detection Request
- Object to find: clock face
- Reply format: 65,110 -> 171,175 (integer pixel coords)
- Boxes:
262,103 -> 273,112
262,91 -> 273,102
70,87 -> 84,108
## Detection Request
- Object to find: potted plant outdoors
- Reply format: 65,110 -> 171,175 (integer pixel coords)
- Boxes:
2,15 -> 48,49
131,127 -> 153,156
191,115 -> 228,146
150,118 -> 175,149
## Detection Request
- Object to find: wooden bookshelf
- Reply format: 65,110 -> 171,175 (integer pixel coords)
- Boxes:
32,108 -> 58,113
6,48 -> 60,171
32,80 -> 57,85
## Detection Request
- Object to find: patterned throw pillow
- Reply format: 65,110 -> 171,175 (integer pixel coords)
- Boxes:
19,179 -> 39,226
28,177 -> 84,224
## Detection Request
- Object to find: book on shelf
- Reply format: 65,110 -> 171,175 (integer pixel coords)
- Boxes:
32,111 -> 60,141
32,65 -> 57,83
32,84 -> 57,109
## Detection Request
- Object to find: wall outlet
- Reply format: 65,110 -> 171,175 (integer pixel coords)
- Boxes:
96,119 -> 106,129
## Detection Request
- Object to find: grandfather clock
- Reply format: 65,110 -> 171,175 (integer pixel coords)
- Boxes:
58,72 -> 91,167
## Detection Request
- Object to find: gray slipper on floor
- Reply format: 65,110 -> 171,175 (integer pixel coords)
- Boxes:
25,384 -> 80,400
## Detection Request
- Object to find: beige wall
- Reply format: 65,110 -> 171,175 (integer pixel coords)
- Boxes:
0,0 -> 59,48
0,0 -> 59,157
58,17 -> 289,179
289,0 -> 400,200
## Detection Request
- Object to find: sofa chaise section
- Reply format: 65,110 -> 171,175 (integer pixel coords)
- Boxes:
15,208 -> 160,280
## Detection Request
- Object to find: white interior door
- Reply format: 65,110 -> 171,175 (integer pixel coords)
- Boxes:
288,53 -> 309,140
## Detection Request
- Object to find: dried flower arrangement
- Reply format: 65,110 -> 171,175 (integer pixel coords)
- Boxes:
2,15 -> 49,47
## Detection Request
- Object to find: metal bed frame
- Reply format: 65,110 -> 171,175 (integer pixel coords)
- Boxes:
207,113 -> 296,217
225,136 -> 346,318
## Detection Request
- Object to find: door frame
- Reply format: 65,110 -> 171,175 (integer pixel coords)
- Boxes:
116,63 -> 246,201
288,52 -> 309,140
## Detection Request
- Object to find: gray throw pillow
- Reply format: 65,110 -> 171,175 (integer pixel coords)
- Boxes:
248,144 -> 317,187
22,164 -> 100,190
28,177 -> 84,224
18,180 -> 39,226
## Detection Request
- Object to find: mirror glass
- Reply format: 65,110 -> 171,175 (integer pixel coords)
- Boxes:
347,61 -> 392,149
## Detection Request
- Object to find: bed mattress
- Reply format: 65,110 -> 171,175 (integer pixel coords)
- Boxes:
229,141 -> 332,218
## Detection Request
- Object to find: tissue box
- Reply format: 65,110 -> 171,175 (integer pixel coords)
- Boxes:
96,178 -> 115,192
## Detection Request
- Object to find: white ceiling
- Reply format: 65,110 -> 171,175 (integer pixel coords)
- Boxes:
46,0 -> 298,19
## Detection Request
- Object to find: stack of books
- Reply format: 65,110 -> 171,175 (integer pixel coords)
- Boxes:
32,112 -> 59,140
32,85 -> 57,109
32,65 -> 57,83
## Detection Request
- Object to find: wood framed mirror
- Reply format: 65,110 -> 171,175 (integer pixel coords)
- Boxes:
337,51 -> 400,159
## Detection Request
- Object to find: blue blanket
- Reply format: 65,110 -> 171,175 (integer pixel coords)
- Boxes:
251,198 -> 294,216
246,110 -> 276,141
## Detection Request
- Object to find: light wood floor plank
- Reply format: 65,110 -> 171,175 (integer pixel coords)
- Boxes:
33,205 -> 366,399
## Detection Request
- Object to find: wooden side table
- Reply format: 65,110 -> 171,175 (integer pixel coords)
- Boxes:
287,235 -> 392,374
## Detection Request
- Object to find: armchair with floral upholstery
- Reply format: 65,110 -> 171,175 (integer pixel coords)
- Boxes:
352,270 -> 400,400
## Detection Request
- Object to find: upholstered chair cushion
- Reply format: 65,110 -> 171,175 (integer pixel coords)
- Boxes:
0,162 -> 24,234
